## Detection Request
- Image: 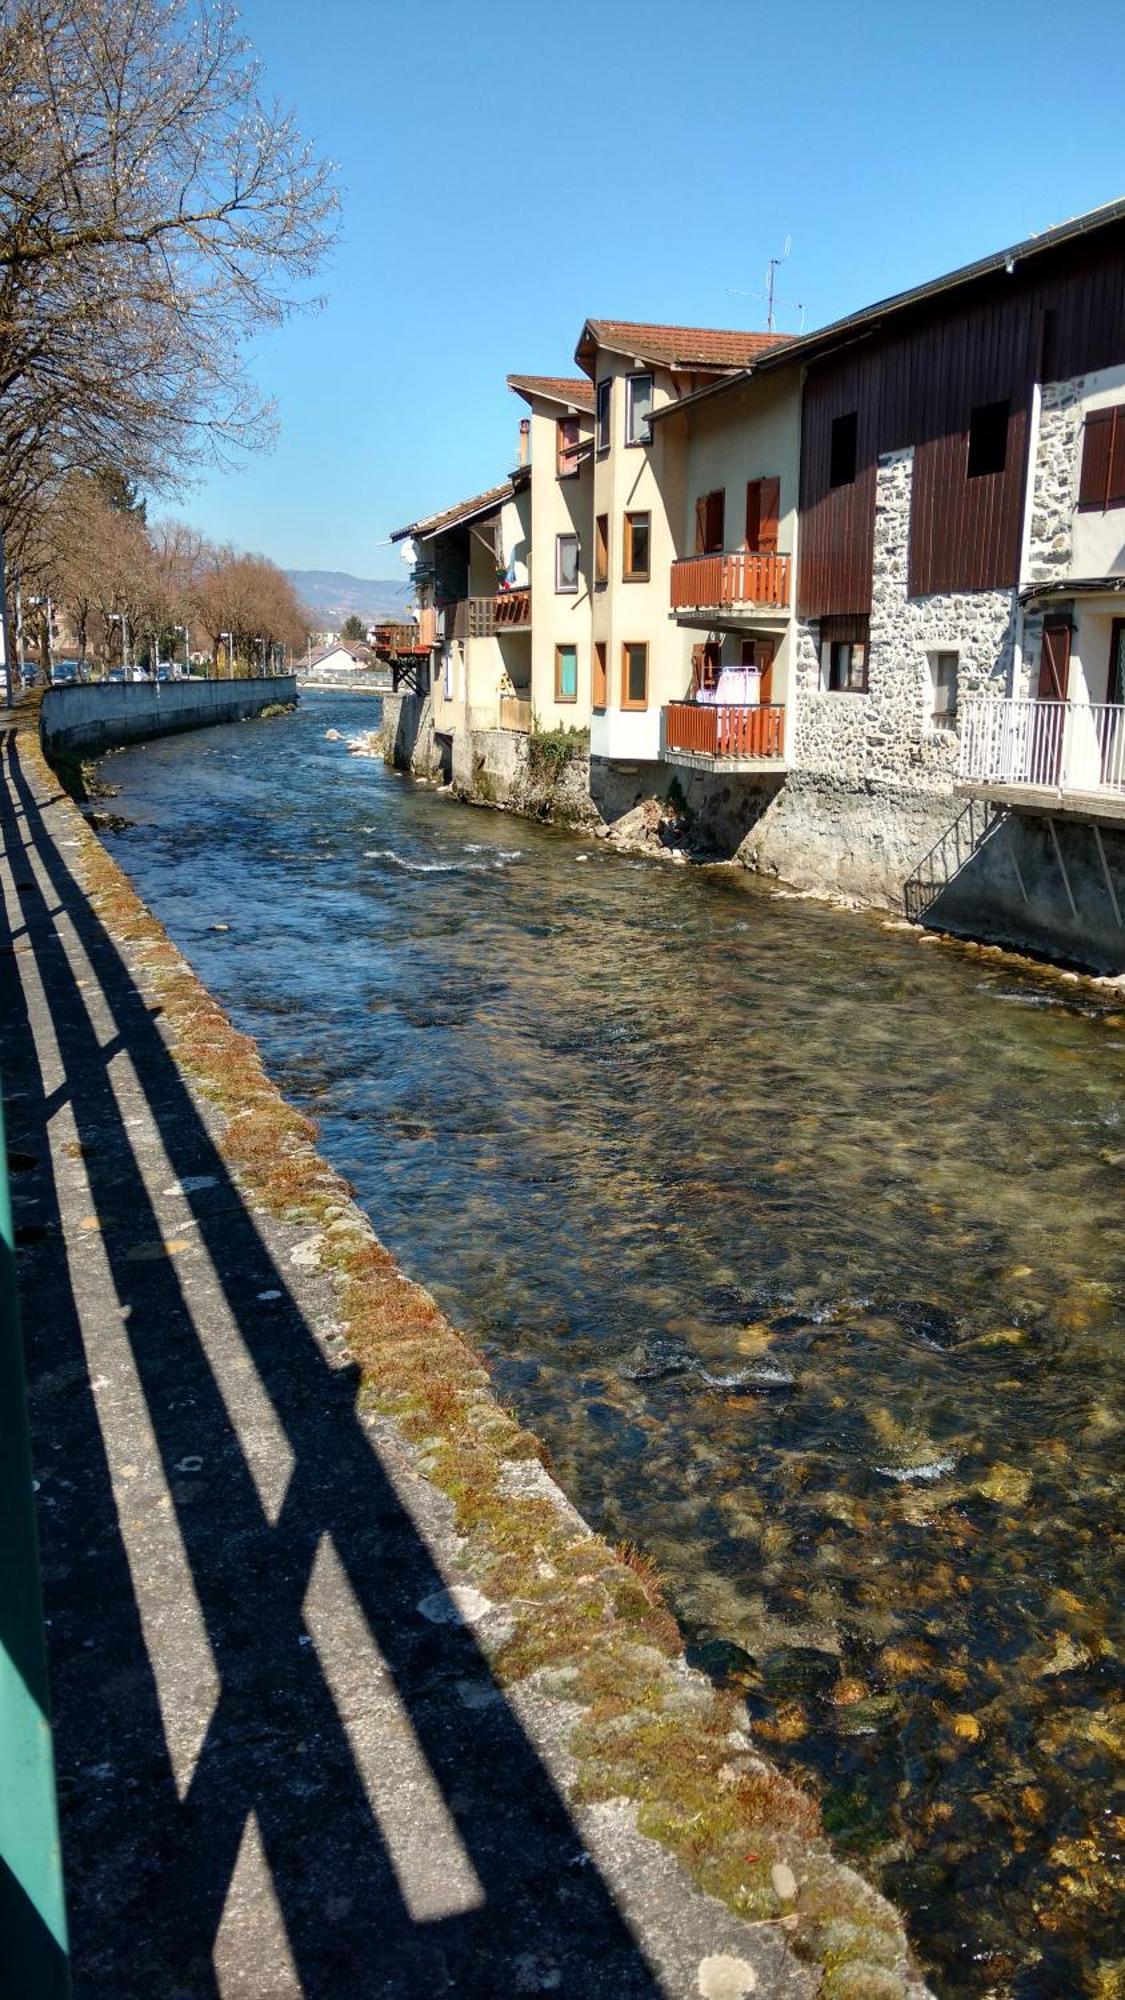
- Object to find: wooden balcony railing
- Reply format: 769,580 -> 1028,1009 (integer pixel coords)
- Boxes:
372,619 -> 432,657
670,551 -> 791,612
499,693 -> 532,733
664,701 -> 785,761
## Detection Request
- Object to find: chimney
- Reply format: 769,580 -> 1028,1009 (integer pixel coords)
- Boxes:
518,417 -> 530,467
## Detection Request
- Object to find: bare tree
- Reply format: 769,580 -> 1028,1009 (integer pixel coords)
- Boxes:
0,0 -> 339,551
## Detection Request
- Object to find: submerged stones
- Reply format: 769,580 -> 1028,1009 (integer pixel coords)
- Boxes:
621,1337 -> 794,1396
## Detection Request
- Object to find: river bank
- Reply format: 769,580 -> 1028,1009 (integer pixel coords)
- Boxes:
8,708 -> 936,1995
86,692 -> 1124,1999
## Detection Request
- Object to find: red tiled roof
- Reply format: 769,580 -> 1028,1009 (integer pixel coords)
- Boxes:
391,480 -> 513,542
507,374 -> 596,413
576,319 -> 790,376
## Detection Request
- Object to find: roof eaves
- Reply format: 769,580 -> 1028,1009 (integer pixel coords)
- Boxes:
751,195 -> 1125,375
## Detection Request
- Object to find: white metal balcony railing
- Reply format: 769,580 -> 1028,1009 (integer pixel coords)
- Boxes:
959,698 -> 1125,797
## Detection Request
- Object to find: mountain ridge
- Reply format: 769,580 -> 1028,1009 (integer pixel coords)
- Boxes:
286,567 -> 413,625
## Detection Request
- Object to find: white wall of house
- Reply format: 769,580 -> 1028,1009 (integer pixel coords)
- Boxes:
524,398 -> 594,731
589,354 -> 691,764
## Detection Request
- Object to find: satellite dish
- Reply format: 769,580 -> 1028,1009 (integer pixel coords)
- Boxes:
399,538 -> 416,566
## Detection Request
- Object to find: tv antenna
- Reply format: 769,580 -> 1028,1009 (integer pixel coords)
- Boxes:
727,235 -> 807,333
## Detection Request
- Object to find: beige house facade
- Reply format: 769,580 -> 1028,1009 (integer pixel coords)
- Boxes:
507,376 -> 595,732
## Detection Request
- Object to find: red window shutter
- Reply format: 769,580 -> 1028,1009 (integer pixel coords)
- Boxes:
706,490 -> 725,553
695,496 -> 708,554
744,480 -> 760,552
1108,407 -> 1125,509
757,477 -> 780,553
1079,409 -> 1114,509
690,643 -> 705,691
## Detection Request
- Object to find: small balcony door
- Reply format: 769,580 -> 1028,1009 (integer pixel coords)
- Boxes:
1037,619 -> 1070,782
741,636 -> 776,704
744,477 -> 780,554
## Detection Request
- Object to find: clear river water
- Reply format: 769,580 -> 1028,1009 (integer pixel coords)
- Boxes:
98,690 -> 1123,1999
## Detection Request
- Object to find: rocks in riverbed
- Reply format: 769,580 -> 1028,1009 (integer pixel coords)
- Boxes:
621,1336 -> 794,1395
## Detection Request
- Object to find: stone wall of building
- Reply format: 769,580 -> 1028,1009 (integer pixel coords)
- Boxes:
1026,379 -> 1083,586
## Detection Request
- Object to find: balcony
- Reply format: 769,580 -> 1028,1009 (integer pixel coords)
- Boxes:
372,616 -> 433,658
448,591 -> 532,641
670,551 -> 791,616
958,698 -> 1125,819
499,693 -> 532,733
663,700 -> 786,769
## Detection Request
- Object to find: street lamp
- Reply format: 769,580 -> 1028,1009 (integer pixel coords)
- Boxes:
174,623 -> 190,677
220,631 -> 233,678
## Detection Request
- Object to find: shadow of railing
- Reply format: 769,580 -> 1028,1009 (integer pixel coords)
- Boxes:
0,729 -> 666,1999
903,799 -> 1010,924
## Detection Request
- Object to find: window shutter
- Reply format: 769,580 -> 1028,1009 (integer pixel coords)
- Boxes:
744,480 -> 760,552
1108,408 -> 1125,509
695,496 -> 708,554
691,643 -> 705,691
707,490 -> 725,552
757,477 -> 780,553
1079,409 -> 1114,509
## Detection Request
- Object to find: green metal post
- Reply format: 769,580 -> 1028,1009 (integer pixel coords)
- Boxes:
0,1080 -> 71,1996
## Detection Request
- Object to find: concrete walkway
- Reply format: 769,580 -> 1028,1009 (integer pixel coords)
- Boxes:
0,725 -> 820,1998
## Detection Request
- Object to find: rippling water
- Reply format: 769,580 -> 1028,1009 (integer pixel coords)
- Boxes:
100,691 -> 1123,1999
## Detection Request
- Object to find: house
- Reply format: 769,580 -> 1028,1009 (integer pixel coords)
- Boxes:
305,639 -> 377,676
506,375 -> 596,731
571,321 -> 788,803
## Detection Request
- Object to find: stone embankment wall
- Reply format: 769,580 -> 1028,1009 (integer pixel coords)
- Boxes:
378,691 -> 599,827
40,676 -> 298,758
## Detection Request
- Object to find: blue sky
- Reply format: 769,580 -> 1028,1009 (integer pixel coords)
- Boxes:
185,0 -> 1125,578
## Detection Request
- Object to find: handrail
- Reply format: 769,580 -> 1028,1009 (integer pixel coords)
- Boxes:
664,700 -> 785,760
670,551 -> 791,611
959,697 -> 1125,796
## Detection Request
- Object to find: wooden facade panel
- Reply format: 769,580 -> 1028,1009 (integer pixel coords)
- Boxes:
797,224 -> 1125,618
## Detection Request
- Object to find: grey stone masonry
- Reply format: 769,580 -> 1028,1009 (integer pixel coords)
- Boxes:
1027,377 -> 1083,586
792,448 -> 1017,796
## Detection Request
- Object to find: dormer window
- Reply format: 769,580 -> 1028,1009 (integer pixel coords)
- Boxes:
625,372 -> 653,447
556,416 -> 581,479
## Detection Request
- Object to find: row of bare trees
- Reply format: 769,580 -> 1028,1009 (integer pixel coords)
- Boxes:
21,472 -> 309,672
1,0 -> 338,693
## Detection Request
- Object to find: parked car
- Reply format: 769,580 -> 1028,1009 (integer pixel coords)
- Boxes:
50,660 -> 80,685
19,663 -> 39,688
108,668 -> 126,683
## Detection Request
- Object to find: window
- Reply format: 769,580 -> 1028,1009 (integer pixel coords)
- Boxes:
829,411 -> 858,489
555,644 -> 578,703
595,514 -> 609,586
745,477 -> 780,552
819,617 -> 869,693
593,640 -> 608,709
967,399 -> 1009,478
623,511 -> 650,580
443,648 -> 454,700
625,372 -> 653,446
596,376 -> 611,453
622,642 -> 648,709
556,417 -> 581,478
1078,404 -> 1125,512
555,532 -> 579,593
694,490 -> 725,554
929,650 -> 958,729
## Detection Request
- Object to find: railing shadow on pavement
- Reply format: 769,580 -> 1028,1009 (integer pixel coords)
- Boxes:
0,729 -> 667,2000
903,798 -> 1012,925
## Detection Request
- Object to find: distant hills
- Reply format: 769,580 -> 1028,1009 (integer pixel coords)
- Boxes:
286,568 -> 413,626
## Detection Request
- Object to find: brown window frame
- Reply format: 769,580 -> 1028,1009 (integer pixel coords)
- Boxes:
819,615 -> 870,694
596,376 -> 611,454
625,371 -> 653,448
555,531 -> 579,595
594,513 -> 609,587
556,416 -> 581,479
554,642 -> 578,704
621,641 -> 648,710
593,639 -> 608,710
1078,404 -> 1125,512
623,510 -> 651,581
694,489 -> 725,555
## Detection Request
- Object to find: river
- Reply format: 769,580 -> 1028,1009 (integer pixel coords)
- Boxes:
98,689 -> 1123,1999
